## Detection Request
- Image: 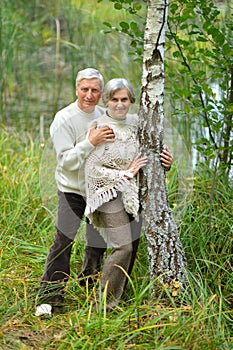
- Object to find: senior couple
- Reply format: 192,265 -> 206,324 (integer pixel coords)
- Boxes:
35,68 -> 173,316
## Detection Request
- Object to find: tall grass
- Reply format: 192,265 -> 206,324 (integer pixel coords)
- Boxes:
0,128 -> 232,349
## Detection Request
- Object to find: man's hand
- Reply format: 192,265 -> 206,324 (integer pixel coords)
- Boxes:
88,121 -> 115,146
160,145 -> 173,170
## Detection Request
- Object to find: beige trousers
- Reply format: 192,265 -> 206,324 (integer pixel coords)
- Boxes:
97,196 -> 134,309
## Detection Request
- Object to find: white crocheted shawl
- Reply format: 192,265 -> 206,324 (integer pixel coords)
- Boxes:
84,112 -> 140,233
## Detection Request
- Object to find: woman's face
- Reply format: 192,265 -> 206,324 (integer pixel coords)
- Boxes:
107,89 -> 131,120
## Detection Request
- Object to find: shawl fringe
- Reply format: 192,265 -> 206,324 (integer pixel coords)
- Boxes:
85,175 -> 131,216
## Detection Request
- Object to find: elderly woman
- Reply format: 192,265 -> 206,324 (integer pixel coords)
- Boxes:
84,78 -> 169,310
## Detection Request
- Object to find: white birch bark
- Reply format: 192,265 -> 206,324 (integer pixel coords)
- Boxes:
139,0 -> 187,295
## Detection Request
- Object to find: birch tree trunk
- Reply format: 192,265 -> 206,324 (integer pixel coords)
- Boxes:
138,0 -> 187,296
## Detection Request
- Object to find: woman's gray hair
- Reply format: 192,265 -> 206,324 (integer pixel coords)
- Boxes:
102,78 -> 136,105
76,68 -> 104,92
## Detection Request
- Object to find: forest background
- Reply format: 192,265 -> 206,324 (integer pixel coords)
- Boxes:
0,0 -> 232,349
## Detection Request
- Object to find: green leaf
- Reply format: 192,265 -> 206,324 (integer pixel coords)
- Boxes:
196,36 -> 208,42
133,2 -> 142,11
114,3 -> 122,10
208,27 -> 225,45
130,40 -> 137,48
120,21 -> 129,30
222,43 -> 231,56
130,21 -> 139,32
215,33 -> 225,46
128,7 -> 136,14
196,137 -> 210,145
136,48 -> 143,55
180,24 -> 189,30
203,20 -> 211,31
169,3 -> 178,14
103,22 -> 112,28
172,51 -> 180,58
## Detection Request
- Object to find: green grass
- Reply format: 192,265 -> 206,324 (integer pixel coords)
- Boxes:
0,127 -> 232,349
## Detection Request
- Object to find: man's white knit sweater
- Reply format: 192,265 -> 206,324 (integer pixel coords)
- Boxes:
50,101 -> 105,196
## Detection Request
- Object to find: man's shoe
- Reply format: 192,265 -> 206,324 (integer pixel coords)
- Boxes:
35,303 -> 52,317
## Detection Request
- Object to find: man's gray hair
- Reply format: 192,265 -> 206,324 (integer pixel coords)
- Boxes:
76,68 -> 104,92
102,78 -> 136,105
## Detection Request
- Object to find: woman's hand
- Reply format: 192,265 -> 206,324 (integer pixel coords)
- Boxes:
128,153 -> 148,177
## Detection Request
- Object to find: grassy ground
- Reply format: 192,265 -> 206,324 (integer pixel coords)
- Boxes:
0,128 -> 232,349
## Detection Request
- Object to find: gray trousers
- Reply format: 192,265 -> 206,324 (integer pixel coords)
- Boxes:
37,191 -> 141,305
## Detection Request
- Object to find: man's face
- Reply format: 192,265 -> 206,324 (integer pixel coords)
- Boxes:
76,78 -> 102,113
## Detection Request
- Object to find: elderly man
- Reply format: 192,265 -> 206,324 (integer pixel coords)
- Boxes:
35,68 -> 173,316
